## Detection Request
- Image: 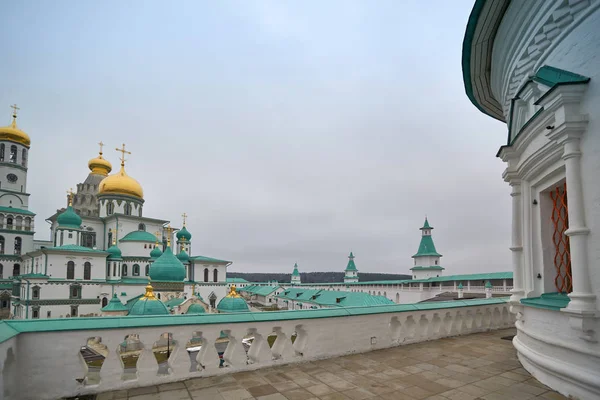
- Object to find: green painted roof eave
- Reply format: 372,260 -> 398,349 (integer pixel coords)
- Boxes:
461,0 -> 509,122
520,292 -> 570,311
0,206 -> 35,216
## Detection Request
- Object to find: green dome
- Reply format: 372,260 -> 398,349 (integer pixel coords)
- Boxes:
57,205 -> 82,230
176,226 -> 192,241
176,249 -> 189,263
102,293 -> 128,312
186,304 -> 206,314
217,286 -> 249,313
150,245 -> 162,260
107,244 -> 122,260
129,284 -> 169,316
149,246 -> 186,281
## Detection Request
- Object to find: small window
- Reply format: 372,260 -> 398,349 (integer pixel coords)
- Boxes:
67,261 -> 75,280
213,268 -> 218,283
32,309 -> 39,319
107,202 -> 114,215
101,297 -> 108,307
9,145 -> 17,163
70,306 -> 78,317
47,311 -> 51,318
83,262 -> 91,280
145,265 -> 149,276
21,149 -> 27,167
71,287 -> 79,298
124,203 -> 131,216
32,288 -> 39,299
138,223 -> 146,231
68,233 -> 73,239
122,264 -> 128,276
132,264 -> 140,276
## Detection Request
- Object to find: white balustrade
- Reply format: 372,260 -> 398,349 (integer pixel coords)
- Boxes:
0,299 -> 515,400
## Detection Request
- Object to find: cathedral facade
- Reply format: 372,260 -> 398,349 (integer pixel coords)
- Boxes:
0,108 -> 230,319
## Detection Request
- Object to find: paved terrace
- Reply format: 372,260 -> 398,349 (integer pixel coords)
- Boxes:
93,329 -> 564,400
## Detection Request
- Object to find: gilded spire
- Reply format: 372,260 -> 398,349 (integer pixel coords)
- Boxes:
66,188 -> 75,206
227,285 -> 241,298
143,282 -> 157,300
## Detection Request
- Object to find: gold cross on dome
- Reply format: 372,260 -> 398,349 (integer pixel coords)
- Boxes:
115,143 -> 131,166
10,104 -> 19,117
66,188 -> 75,206
154,230 -> 161,243
98,141 -> 104,155
181,212 -> 188,226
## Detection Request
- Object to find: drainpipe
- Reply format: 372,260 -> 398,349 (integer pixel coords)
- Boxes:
24,279 -> 30,319
44,252 -> 48,275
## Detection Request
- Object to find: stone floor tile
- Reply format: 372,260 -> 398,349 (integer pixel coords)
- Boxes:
128,386 -> 159,397
292,377 -> 321,388
512,382 -> 549,395
447,372 -> 480,384
157,381 -> 187,392
305,383 -> 336,396
499,371 -> 530,382
96,390 -> 128,400
453,384 -> 491,396
401,365 -> 424,374
382,379 -> 413,390
271,381 -> 300,392
248,384 -> 279,397
281,388 -> 316,400
538,391 -> 569,400
316,372 -> 344,384
493,387 -> 538,400
189,387 -> 224,400
240,378 -> 270,388
382,369 -> 409,378
156,389 -> 192,400
340,387 -> 376,400
402,386 -> 435,400
423,396 -> 447,400
128,394 -> 160,400
256,394 -> 288,400
327,379 -> 357,391
436,388 -> 477,400
433,378 -> 464,389
220,388 -> 254,400
319,393 -> 351,400
379,390 -> 417,400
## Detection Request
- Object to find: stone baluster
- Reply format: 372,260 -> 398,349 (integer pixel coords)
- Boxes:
169,329 -> 196,380
246,327 -> 273,365
136,334 -> 159,387
196,329 -> 222,374
271,327 -> 296,361
222,328 -> 249,368
99,333 -> 126,388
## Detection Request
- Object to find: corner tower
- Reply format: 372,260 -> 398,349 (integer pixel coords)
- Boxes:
344,252 -> 359,283
411,217 -> 444,279
291,263 -> 301,285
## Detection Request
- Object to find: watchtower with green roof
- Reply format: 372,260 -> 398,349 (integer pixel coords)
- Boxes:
411,218 -> 444,279
291,263 -> 301,285
344,252 -> 359,283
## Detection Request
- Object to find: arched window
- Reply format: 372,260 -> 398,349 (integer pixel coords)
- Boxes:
122,264 -> 128,276
213,268 -> 218,283
204,268 -> 209,282
67,261 -> 75,280
138,223 -> 146,231
69,284 -> 81,299
9,145 -> 16,163
106,263 -> 110,277
107,202 -> 114,215
32,287 -> 40,300
124,203 -> 131,216
113,262 -> 117,276
107,231 -> 113,247
21,149 -> 27,167
14,237 -> 21,255
145,265 -> 149,276
6,218 -> 13,229
0,264 -> 3,278
12,264 -> 19,276
0,236 -> 4,254
83,262 -> 91,280
132,264 -> 140,276
101,297 -> 108,307
0,144 -> 4,161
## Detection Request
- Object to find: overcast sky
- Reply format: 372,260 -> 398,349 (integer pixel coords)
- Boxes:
0,0 -> 509,275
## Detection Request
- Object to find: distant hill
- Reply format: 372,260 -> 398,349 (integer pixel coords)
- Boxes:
227,271 -> 411,284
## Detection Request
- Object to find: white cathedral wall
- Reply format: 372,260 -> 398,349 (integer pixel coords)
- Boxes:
45,253 -> 106,280
118,241 -> 155,258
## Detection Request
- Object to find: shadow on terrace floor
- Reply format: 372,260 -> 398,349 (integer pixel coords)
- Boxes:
81,328 -> 566,400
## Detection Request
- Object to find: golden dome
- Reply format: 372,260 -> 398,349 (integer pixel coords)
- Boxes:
98,164 -> 144,199
0,114 -> 31,147
88,151 -> 112,176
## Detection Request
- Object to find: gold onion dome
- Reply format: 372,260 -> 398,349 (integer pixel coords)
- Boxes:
88,142 -> 112,176
0,106 -> 31,147
98,144 -> 144,199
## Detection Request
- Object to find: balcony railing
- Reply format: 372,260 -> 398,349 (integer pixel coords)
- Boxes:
0,297 -> 514,400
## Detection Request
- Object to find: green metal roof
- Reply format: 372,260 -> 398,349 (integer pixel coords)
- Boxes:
226,278 -> 249,283
164,298 -> 185,309
277,288 -> 394,308
412,235 -> 442,258
56,205 -> 82,230
44,245 -> 107,254
186,303 -> 206,314
410,266 -> 445,271
354,271 -> 513,286
532,65 -> 590,88
119,230 -> 159,242
176,249 -> 189,263
521,292 -> 570,311
101,294 -> 128,312
345,252 -> 357,272
129,296 -> 169,316
217,296 -> 250,313
420,218 -> 432,230
0,206 -> 35,216
292,263 -> 300,277
190,255 -> 231,264
19,273 -> 49,279
240,285 -> 280,297
0,296 -> 509,342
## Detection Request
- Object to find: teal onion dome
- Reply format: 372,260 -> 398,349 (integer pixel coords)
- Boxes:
128,284 -> 169,316
107,243 -> 122,260
217,286 -> 250,313
150,245 -> 163,260
176,249 -> 189,263
186,303 -> 206,314
176,226 -> 192,241
149,246 -> 186,281
57,205 -> 82,229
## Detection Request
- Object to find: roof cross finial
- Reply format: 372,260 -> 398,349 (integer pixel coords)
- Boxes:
154,230 -> 161,245
98,141 -> 104,156
181,212 -> 188,226
115,143 -> 131,167
10,104 -> 19,125
66,188 -> 75,206
165,224 -> 173,247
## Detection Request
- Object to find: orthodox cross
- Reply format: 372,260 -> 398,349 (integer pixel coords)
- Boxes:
98,141 -> 104,155
10,104 -> 19,118
66,188 -> 75,206
115,143 -> 131,166
181,212 -> 188,226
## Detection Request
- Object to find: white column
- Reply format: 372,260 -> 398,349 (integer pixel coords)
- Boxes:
561,135 -> 596,312
509,181 -> 525,302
